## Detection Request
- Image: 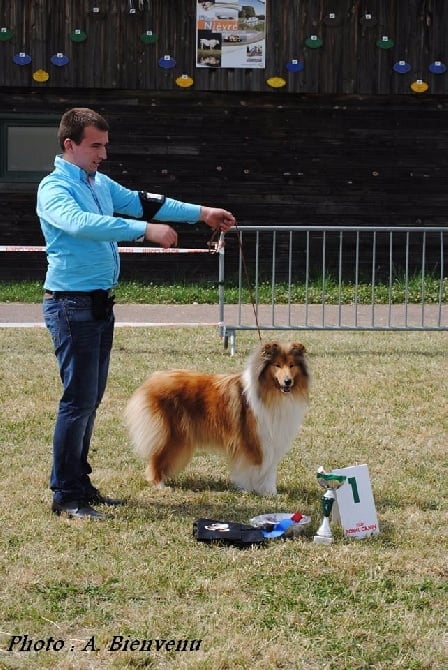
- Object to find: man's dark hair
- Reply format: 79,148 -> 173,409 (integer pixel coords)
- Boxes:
58,107 -> 109,150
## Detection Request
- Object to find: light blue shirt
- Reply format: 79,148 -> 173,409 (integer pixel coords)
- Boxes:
36,155 -> 201,291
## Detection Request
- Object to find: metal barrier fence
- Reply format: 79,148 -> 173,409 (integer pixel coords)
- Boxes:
218,226 -> 447,354
1,228 -> 446,352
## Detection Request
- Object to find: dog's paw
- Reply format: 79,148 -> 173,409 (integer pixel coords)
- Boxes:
146,478 -> 171,491
230,482 -> 251,494
230,478 -> 277,497
154,481 -> 171,491
254,485 -> 278,496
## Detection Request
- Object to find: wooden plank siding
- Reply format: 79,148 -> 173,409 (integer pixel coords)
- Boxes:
0,1 -> 447,282
0,88 -> 447,282
1,1 -> 448,94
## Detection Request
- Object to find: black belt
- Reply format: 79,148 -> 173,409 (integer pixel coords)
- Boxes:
45,289 -> 114,299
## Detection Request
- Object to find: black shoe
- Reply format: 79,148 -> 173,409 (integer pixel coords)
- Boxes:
86,488 -> 124,506
52,500 -> 104,520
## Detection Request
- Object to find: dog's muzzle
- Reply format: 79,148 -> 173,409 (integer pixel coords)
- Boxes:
279,378 -> 293,393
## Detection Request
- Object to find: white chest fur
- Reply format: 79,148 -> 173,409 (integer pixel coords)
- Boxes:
242,369 -> 308,461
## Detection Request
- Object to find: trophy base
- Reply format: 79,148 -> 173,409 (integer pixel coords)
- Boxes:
313,534 -> 333,544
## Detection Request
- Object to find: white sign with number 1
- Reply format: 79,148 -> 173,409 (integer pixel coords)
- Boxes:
332,464 -> 380,539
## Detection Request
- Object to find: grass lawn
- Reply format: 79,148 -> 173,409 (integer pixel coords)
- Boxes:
0,276 -> 446,305
0,327 -> 447,669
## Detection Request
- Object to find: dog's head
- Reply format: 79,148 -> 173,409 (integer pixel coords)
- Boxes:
254,341 -> 309,395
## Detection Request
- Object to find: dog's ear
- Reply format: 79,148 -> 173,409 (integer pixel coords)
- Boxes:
290,342 -> 307,356
261,342 -> 280,360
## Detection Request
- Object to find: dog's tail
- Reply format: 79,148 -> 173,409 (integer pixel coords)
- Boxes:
125,388 -> 167,460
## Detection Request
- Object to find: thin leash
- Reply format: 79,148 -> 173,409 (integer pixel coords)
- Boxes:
208,224 -> 263,343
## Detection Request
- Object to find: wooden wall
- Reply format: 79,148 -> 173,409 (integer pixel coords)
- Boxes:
0,88 -> 447,282
1,1 -> 448,95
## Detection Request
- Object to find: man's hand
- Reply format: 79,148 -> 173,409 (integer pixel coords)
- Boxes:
200,206 -> 236,232
145,223 -> 178,248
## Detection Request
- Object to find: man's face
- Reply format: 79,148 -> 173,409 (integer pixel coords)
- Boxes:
64,125 -> 108,174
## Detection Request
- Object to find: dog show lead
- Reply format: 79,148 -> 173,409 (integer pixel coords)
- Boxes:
36,107 -> 235,520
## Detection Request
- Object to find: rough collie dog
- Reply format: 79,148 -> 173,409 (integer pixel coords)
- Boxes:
125,341 -> 309,496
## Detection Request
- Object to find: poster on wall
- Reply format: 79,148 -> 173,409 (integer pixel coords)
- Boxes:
196,1 -> 266,69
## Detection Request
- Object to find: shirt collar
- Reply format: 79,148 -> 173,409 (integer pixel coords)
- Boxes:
54,154 -> 96,182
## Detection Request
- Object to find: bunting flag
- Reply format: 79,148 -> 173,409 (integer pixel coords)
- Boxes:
266,76 -> 286,88
393,61 -> 411,74
51,53 -> 69,66
70,29 -> 87,42
429,61 -> 446,74
376,36 -> 394,49
32,69 -> 50,82
410,79 -> 429,93
286,59 -> 304,72
158,55 -> 176,69
13,53 -> 32,65
175,74 -> 194,88
0,27 -> 13,40
305,35 -> 323,49
140,30 -> 158,44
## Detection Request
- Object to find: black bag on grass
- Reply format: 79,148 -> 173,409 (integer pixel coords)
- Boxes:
193,518 -> 265,546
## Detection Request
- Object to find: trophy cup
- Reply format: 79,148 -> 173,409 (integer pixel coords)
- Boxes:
313,466 -> 346,544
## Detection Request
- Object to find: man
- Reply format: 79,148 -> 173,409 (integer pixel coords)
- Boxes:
36,107 -> 235,520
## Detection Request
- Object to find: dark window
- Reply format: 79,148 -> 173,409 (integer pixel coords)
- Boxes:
0,117 -> 60,182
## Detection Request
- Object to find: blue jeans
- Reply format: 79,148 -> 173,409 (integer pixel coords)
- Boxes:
43,294 -> 115,504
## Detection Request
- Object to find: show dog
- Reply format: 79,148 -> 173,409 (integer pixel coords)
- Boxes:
125,341 -> 309,496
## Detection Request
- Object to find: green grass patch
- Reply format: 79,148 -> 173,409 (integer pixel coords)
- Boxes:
0,328 -> 447,669
0,275 -> 446,304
